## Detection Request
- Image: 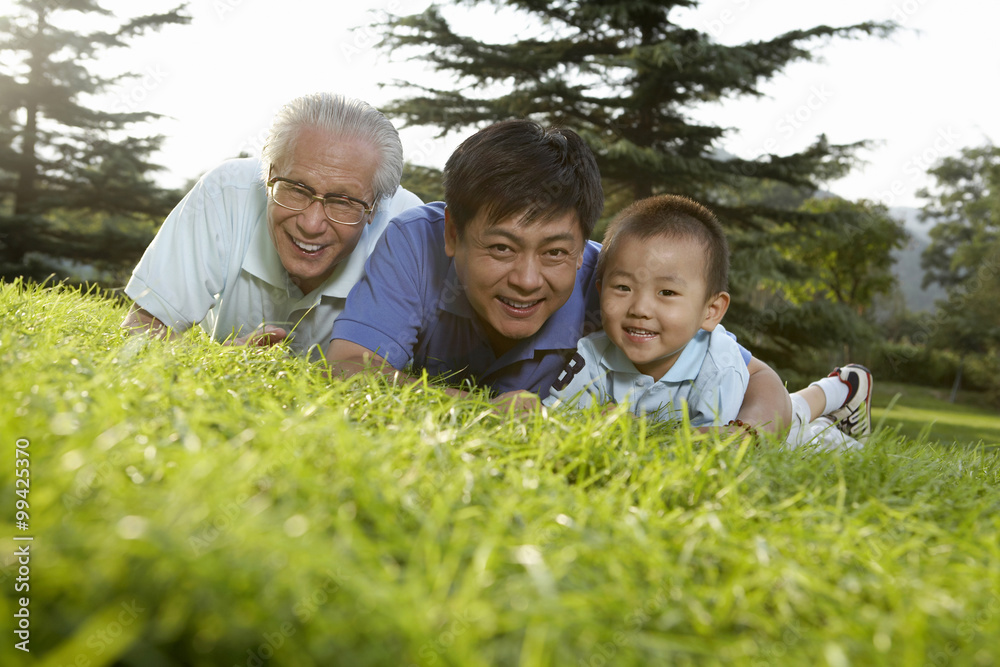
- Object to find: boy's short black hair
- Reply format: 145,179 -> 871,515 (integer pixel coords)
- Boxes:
443,119 -> 604,240
597,195 -> 730,299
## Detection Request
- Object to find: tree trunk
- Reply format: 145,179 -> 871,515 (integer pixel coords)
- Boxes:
949,356 -> 964,403
631,18 -> 656,202
633,181 -> 653,201
7,9 -> 45,266
14,102 -> 38,210
15,7 -> 45,217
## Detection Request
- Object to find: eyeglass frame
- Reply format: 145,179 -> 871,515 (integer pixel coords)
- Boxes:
266,175 -> 375,226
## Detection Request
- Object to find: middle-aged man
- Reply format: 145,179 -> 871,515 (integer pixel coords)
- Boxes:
121,93 -> 422,359
326,120 -> 791,430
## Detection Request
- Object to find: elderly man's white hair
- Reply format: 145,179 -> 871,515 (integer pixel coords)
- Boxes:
262,93 -> 404,204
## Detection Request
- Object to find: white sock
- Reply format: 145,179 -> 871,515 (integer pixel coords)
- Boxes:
785,394 -> 812,448
809,376 -> 850,415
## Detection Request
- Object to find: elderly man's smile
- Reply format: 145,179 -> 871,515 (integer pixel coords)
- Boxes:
287,232 -> 328,256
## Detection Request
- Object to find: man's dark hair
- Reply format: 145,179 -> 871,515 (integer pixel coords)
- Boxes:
596,195 -> 730,299
443,119 -> 604,239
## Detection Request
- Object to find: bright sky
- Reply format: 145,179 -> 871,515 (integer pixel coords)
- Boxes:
6,0 -> 1000,209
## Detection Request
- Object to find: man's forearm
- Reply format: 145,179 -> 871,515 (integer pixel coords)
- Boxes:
325,339 -> 472,398
328,359 -> 473,399
739,357 -> 792,438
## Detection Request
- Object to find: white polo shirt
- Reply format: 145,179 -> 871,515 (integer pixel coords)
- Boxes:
125,158 -> 422,359
543,325 -> 749,424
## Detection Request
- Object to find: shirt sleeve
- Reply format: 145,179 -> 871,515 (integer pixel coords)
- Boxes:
329,217 -> 430,369
726,333 -> 751,366
686,326 -> 750,425
361,187 -> 424,257
124,165 -> 239,330
713,318 -> 751,366
542,335 -> 609,410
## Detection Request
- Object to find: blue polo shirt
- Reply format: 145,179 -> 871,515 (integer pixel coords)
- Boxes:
331,202 -> 603,396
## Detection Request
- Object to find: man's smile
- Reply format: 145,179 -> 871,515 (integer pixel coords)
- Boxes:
497,296 -> 544,317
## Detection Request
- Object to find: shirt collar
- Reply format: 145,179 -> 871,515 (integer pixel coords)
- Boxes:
243,210 -> 290,290
665,330 -> 711,381
532,284 -> 593,351
601,329 -> 711,382
439,260 -> 474,318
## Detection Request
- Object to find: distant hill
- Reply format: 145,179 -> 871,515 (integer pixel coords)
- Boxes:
888,207 -> 948,312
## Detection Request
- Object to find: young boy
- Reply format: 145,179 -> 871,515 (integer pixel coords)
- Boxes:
543,195 -> 872,449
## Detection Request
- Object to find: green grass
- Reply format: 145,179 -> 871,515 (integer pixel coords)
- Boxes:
2,281 -> 999,667
872,381 -> 1000,448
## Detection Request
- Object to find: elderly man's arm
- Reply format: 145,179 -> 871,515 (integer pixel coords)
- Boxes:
121,304 -> 180,341
737,356 -> 792,438
121,303 -> 287,346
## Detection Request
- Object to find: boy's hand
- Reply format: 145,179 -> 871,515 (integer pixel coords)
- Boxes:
600,401 -> 623,417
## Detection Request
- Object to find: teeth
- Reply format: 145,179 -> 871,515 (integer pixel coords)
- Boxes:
626,327 -> 656,336
292,238 -> 323,253
499,297 -> 540,309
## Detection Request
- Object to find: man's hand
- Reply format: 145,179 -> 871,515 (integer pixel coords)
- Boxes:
326,338 -> 477,399
326,339 -> 397,381
224,325 -> 288,347
492,390 -> 541,414
326,340 -> 546,413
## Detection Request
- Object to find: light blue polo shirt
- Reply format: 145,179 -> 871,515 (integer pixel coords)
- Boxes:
542,325 -> 749,424
330,202 -> 604,396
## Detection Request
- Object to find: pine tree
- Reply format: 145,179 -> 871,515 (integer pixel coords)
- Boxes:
401,163 -> 446,204
376,0 -> 897,370
0,0 -> 189,281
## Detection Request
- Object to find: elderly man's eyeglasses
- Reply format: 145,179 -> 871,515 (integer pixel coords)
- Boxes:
267,176 -> 374,226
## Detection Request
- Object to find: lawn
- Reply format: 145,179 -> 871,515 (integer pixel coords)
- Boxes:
872,381 -> 1000,448
2,281 -> 999,667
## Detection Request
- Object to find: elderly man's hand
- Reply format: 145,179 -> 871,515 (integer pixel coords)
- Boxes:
225,325 -> 289,347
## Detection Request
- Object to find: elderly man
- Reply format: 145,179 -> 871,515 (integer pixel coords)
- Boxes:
121,93 -> 422,358
326,119 -> 792,430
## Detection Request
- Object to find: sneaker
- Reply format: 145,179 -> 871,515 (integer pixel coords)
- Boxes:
826,364 -> 873,441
